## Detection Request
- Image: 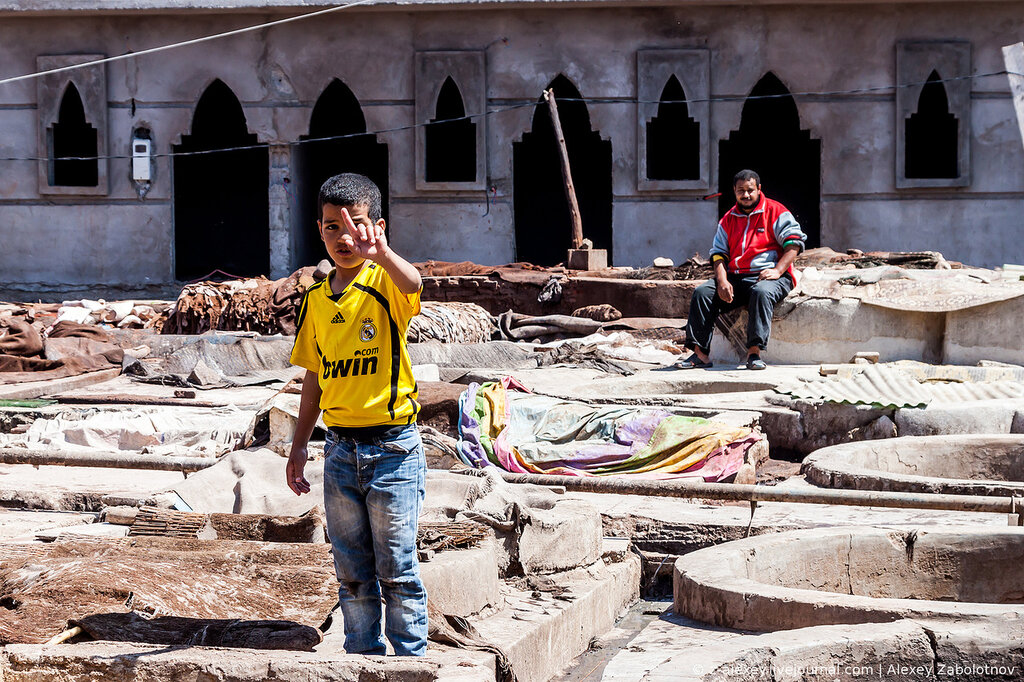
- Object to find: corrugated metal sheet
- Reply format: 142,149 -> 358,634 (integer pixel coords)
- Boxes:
776,364 -> 1024,409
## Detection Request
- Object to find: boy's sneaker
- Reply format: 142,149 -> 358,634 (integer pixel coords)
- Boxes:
746,354 -> 767,370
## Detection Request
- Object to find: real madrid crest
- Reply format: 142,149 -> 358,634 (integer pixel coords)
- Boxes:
359,317 -> 377,342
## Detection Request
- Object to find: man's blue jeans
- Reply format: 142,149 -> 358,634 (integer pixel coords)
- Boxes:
323,424 -> 428,656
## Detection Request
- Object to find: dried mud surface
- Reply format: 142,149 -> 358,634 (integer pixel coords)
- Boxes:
0,537 -> 337,645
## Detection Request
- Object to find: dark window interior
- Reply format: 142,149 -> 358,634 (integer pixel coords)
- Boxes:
646,75 -> 700,181
50,83 -> 98,187
425,76 -> 476,183
905,70 -> 959,179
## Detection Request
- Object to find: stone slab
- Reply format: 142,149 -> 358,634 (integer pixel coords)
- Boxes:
474,553 -> 641,682
0,641 -> 442,681
0,509 -> 97,542
0,368 -> 122,401
420,540 -> 502,618
0,463 -> 183,511
519,497 -> 603,574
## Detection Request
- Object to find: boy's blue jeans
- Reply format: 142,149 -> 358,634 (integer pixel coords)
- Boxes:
323,423 -> 428,656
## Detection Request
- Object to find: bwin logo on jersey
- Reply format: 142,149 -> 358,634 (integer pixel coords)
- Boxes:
359,318 -> 377,342
323,354 -> 379,379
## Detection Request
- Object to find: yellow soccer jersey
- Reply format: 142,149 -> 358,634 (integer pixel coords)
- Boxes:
290,262 -> 421,427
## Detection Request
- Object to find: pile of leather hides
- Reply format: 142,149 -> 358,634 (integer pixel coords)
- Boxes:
408,301 -> 496,343
457,379 -> 757,480
55,299 -> 168,329
0,318 -> 124,384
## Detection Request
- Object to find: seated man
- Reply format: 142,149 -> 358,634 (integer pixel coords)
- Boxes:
678,169 -> 806,370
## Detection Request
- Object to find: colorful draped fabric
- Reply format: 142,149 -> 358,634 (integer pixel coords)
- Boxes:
457,380 -> 757,481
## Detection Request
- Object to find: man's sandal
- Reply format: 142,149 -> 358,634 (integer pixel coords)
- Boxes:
675,353 -> 713,369
746,354 -> 767,370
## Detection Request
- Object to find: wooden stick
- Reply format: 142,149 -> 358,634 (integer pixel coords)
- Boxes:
54,394 -> 226,408
544,89 -> 584,249
45,626 -> 82,645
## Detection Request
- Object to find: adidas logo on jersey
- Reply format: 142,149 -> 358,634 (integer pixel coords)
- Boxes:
331,312 -> 346,324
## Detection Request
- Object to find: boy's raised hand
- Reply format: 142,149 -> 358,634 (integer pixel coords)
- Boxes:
340,207 -> 389,262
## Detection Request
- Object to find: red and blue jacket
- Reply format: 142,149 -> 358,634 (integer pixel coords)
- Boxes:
709,194 -> 806,280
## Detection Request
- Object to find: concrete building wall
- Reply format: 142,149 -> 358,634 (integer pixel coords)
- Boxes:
0,2 -> 1022,297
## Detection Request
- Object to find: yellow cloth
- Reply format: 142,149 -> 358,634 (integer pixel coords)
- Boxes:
290,262 -> 421,427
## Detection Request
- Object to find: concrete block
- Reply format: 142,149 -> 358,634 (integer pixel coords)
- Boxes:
567,248 -> 608,271
790,399 -> 895,455
420,540 -> 501,617
519,498 -> 603,574
895,402 -> 1015,437
424,471 -> 484,516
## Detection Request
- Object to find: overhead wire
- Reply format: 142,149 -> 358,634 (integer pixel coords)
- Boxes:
0,1 -> 374,87
0,70 -> 1016,164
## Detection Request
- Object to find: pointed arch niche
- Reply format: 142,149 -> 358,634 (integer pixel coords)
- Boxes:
36,54 -> 108,195
718,72 -> 822,247
425,77 -> 476,182
897,42 -> 971,188
637,49 -> 710,190
513,75 -> 613,265
293,79 -> 389,269
172,79 -> 269,281
49,83 -> 98,187
415,51 -> 486,190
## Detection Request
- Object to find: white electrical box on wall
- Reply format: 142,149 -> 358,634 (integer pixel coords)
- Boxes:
132,137 -> 152,182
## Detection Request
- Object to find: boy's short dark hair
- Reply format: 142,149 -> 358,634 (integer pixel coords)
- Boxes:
318,173 -> 382,222
733,169 -> 761,187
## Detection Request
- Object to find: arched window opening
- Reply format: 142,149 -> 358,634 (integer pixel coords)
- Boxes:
50,83 -> 98,187
173,79 -> 269,280
905,71 -> 958,179
718,72 -> 821,248
513,74 -> 613,265
309,79 -> 367,140
646,75 -> 700,181
293,79 -> 389,269
425,77 -> 476,182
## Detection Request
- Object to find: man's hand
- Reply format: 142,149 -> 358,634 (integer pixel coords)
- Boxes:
340,207 -> 389,263
758,267 -> 783,281
286,446 -> 311,496
716,278 -> 734,304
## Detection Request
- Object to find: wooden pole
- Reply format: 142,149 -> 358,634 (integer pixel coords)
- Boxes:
544,89 -> 585,249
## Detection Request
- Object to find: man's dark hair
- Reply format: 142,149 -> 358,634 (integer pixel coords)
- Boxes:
318,173 -> 382,222
733,169 -> 761,187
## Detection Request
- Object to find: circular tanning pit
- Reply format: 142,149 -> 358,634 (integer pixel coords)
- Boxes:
674,526 -> 1024,632
802,435 -> 1024,497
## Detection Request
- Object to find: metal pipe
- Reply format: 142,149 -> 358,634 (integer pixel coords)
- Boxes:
495,472 -> 1017,515
0,448 -> 215,472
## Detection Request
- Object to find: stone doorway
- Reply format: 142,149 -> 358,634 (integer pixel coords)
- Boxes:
718,73 -> 821,248
293,79 -> 389,270
513,75 -> 613,266
173,79 -> 269,281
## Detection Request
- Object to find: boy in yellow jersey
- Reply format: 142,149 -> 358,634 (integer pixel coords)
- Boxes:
285,173 -> 426,656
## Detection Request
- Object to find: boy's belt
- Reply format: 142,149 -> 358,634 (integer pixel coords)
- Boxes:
328,424 -> 410,441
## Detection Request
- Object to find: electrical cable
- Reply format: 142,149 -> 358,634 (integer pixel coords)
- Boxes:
0,1 -> 373,88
